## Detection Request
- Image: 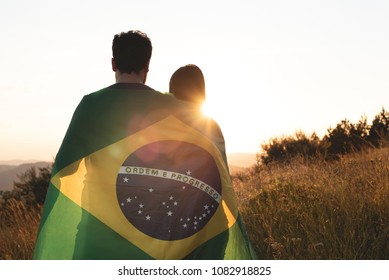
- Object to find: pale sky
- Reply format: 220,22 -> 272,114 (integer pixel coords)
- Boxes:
0,0 -> 388,161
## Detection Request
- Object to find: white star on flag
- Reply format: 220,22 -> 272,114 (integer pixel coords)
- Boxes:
126,198 -> 132,203
186,170 -> 191,175
146,215 -> 151,221
123,177 -> 129,183
167,211 -> 173,216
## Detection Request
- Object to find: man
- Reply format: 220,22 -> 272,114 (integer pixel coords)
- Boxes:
33,30 -> 255,260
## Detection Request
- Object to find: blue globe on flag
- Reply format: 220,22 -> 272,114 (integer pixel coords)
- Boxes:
116,140 -> 222,240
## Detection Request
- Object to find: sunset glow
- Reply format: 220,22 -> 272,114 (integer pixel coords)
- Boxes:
1,1 -> 388,161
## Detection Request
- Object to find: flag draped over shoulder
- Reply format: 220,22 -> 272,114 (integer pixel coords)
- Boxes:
33,83 -> 256,260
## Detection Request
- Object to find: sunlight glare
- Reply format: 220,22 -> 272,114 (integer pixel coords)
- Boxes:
201,102 -> 213,117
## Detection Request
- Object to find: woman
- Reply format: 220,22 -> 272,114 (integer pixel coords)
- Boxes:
169,64 -> 206,106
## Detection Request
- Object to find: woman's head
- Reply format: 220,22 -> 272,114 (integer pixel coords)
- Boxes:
169,64 -> 205,104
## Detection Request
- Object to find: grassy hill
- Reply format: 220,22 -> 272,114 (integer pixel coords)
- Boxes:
233,147 -> 389,259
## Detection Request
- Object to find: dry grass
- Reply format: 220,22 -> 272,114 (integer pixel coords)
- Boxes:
0,199 -> 41,259
234,147 -> 389,259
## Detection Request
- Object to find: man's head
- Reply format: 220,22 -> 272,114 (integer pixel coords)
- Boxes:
112,30 -> 152,82
169,64 -> 206,104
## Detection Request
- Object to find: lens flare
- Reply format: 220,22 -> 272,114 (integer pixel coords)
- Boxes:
201,102 -> 212,117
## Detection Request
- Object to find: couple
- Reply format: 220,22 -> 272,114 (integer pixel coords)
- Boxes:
34,30 -> 256,260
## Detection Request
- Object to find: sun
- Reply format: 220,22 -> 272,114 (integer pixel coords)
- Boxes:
200,100 -> 229,123
201,102 -> 213,117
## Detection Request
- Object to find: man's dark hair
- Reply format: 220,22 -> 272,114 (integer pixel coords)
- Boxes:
112,30 -> 152,74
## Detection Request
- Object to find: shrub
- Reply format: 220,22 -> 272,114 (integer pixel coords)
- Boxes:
259,108 -> 388,164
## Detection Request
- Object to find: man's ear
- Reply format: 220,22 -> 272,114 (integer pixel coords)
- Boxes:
142,60 -> 151,84
111,58 -> 117,72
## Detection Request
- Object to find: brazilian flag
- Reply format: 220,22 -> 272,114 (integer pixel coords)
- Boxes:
33,83 -> 256,260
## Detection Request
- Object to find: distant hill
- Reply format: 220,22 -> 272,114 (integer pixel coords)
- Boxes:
229,165 -> 248,175
227,153 -> 257,175
0,162 -> 51,191
0,160 -> 42,166
0,165 -> 15,173
227,153 -> 256,168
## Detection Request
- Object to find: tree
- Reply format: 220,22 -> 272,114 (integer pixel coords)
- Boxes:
13,164 -> 52,206
260,131 -> 324,164
323,116 -> 370,156
367,108 -> 389,147
349,116 -> 370,150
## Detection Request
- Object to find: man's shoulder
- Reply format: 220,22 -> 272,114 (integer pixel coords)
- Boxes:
73,84 -> 177,116
83,84 -> 172,100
